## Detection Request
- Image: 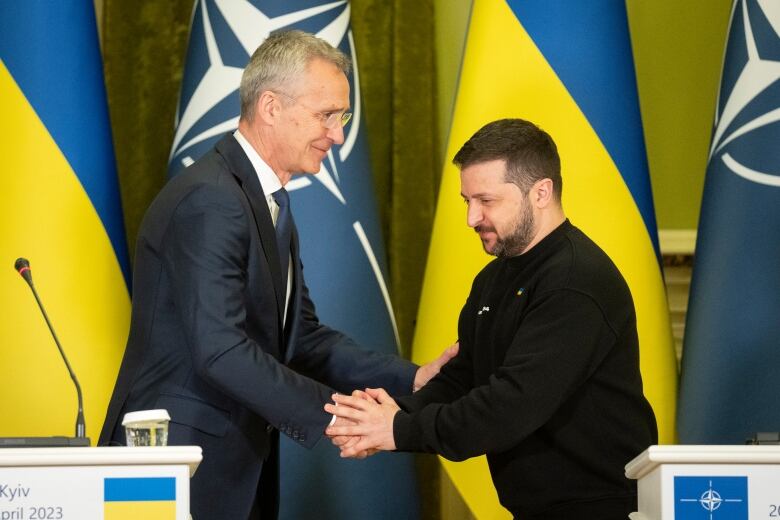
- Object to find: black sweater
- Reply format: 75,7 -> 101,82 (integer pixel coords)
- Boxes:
395,220 -> 657,518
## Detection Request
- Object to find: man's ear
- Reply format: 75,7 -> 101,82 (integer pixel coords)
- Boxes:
532,178 -> 554,208
255,90 -> 279,125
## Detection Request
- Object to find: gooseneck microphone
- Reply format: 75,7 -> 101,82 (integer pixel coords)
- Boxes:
15,258 -> 87,440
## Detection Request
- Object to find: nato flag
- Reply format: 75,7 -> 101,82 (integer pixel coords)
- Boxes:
678,0 -> 780,444
168,1 -> 419,518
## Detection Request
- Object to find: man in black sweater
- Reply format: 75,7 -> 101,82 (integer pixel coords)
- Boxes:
326,119 -> 657,519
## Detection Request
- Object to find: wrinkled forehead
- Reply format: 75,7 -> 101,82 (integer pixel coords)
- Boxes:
460,160 -> 516,195
285,58 -> 350,105
460,159 -> 509,181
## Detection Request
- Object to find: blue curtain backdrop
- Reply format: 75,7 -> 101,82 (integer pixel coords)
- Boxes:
678,0 -> 780,444
168,1 -> 419,518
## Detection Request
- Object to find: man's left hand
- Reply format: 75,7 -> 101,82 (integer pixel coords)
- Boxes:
413,342 -> 459,392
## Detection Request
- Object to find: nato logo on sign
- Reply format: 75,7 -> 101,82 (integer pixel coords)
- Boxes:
674,476 -> 748,519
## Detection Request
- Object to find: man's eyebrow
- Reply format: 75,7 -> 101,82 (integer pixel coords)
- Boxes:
461,191 -> 497,198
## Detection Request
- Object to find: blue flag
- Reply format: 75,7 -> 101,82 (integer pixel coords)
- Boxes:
169,1 -> 419,518
678,0 -> 780,444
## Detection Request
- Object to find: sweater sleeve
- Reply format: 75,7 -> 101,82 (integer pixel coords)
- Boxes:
395,343 -> 474,412
393,288 -> 620,460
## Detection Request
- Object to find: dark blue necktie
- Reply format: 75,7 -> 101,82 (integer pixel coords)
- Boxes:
272,188 -> 291,285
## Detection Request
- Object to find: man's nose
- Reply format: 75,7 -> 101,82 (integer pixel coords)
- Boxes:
327,122 -> 345,145
466,202 -> 482,228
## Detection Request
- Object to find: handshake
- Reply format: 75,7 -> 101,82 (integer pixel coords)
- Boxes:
324,388 -> 399,459
323,342 -> 459,459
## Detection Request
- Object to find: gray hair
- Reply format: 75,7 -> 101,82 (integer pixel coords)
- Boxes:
239,30 -> 351,121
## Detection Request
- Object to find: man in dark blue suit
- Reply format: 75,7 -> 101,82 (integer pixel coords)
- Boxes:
99,30 -> 455,519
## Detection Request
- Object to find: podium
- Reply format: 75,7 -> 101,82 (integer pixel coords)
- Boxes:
0,446 -> 201,519
625,445 -> 780,520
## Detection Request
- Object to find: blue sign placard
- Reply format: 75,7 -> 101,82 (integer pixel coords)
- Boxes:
674,476 -> 748,519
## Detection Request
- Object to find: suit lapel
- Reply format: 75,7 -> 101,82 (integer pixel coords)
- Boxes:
214,135 -> 287,323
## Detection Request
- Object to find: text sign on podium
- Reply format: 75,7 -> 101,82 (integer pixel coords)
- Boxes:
625,445 -> 780,520
0,446 -> 201,520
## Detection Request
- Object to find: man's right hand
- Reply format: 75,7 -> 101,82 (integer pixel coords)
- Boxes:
326,396 -> 378,459
325,389 -> 399,457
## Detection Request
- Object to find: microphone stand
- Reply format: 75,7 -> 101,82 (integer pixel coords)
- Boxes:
26,278 -> 87,439
1,259 -> 90,448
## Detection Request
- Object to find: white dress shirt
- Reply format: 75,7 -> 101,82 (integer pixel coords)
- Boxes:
234,130 -> 292,323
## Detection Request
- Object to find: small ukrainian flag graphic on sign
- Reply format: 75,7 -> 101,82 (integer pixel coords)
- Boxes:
104,477 -> 176,519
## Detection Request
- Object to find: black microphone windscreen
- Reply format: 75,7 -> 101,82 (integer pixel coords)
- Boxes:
15,257 -> 33,284
15,257 -> 30,272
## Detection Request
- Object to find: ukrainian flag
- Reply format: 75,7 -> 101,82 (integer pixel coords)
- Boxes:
412,1 -> 677,517
0,2 -> 130,441
104,477 -> 176,519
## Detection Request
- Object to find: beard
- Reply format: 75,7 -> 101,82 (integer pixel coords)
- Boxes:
478,201 -> 535,258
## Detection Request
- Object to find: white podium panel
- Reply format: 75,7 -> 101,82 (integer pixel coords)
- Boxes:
0,447 -> 201,520
625,445 -> 780,520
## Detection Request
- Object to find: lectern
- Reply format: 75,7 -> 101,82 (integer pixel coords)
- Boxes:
625,445 -> 780,520
0,446 -> 201,519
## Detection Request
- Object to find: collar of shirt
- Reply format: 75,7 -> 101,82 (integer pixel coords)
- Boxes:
234,129 -> 283,218
234,130 -> 293,323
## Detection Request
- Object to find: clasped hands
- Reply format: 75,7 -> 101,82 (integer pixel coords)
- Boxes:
325,342 -> 459,459
325,388 -> 398,459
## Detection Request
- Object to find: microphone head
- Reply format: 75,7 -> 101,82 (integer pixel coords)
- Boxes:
15,257 -> 33,285
15,257 -> 29,271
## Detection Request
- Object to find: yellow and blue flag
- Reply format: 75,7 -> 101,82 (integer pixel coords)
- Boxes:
168,1 -> 419,517
412,1 -> 677,517
678,0 -> 780,444
0,2 -> 130,441
104,477 -> 176,519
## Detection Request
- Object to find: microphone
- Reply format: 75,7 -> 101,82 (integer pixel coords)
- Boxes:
14,258 -> 88,441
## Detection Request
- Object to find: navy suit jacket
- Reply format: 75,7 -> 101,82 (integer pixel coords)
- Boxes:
99,134 -> 416,519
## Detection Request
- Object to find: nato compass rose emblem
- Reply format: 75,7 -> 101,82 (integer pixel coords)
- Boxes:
169,0 -> 361,203
708,0 -> 780,188
674,476 -> 748,520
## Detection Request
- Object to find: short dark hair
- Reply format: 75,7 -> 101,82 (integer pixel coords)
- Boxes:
453,118 -> 562,201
